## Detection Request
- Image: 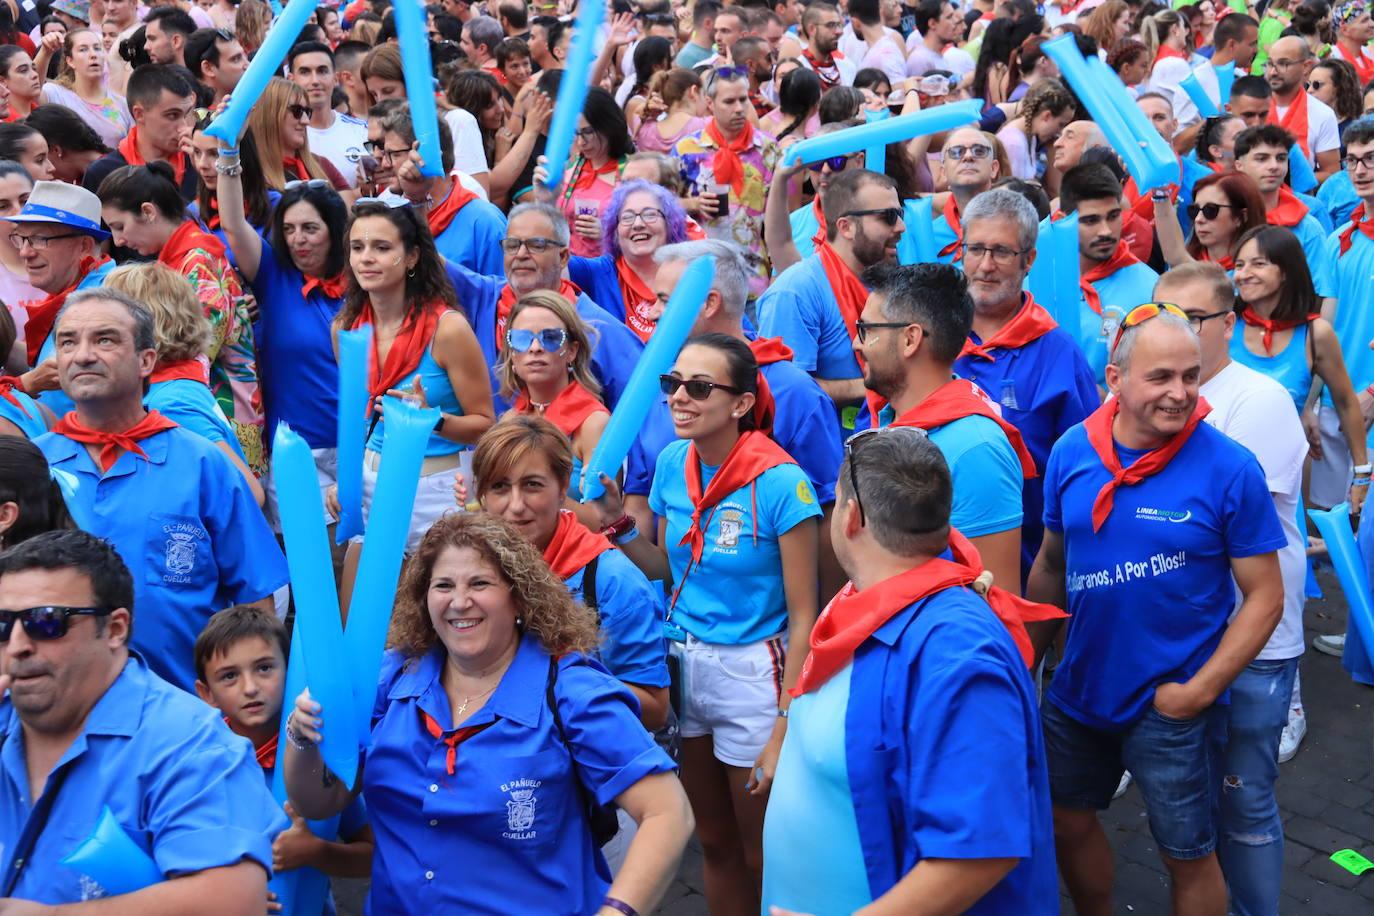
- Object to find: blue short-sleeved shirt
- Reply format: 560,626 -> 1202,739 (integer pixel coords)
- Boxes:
1318,170 -> 1359,228
756,256 -> 862,381
1296,189 -> 1334,231
363,637 -> 674,915
432,195 -> 508,277
565,547 -> 670,688
1326,221 -> 1374,415
1282,212 -> 1337,298
36,427 -> 288,692
34,257 -> 116,418
0,388 -> 46,438
1074,262 -> 1160,385
787,202 -> 822,263
648,439 -> 821,644
763,587 -> 1058,913
0,652 -> 287,903
145,378 -> 245,461
1042,421 -> 1287,729
930,206 -> 963,266
911,414 -> 1024,538
246,234 -> 342,449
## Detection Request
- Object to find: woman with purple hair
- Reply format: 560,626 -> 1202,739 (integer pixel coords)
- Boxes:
568,178 -> 691,343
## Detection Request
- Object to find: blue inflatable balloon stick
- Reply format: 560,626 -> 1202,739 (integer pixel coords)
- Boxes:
1050,213 -> 1082,344
896,196 -> 935,265
335,326 -> 372,543
392,0 -> 443,178
1180,70 -> 1221,118
60,807 -> 163,895
580,258 -> 717,502
541,0 -> 607,190
783,98 -> 982,167
267,0 -> 283,13
1213,62 -> 1236,106
206,0 -> 321,142
1307,503 -> 1374,673
344,398 -> 440,741
863,106 -> 890,173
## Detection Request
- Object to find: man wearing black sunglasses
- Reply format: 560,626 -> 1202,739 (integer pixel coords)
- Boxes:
934,126 -> 1001,263
0,530 -> 289,907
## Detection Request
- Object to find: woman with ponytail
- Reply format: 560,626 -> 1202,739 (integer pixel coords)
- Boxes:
1142,9 -> 1193,101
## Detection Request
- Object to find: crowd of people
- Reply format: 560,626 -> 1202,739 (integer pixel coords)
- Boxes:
1,0 -> 1373,913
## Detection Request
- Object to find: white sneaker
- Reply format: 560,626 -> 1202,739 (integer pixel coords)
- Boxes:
1113,770 -> 1132,800
1313,634 -> 1346,657
1278,709 -> 1307,763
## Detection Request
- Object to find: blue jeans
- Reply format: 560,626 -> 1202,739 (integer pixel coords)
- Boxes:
1218,657 -> 1298,916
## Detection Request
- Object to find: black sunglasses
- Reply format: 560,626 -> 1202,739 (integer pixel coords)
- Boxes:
807,154 -> 856,172
1186,202 -> 1238,221
842,207 -> 903,226
0,605 -> 113,642
659,374 -> 741,400
287,103 -> 314,120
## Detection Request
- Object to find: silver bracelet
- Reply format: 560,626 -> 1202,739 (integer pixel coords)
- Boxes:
284,715 -> 315,751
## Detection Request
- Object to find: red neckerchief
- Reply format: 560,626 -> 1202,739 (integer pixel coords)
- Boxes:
495,280 -> 582,345
421,710 -> 494,776
809,195 -> 826,250
542,509 -> 613,579
570,156 -> 619,193
793,528 -> 1066,694
960,293 -> 1057,360
803,46 -> 843,89
748,338 -> 792,433
749,336 -> 794,366
1155,45 -> 1188,64
1335,40 -> 1374,84
349,299 -> 447,402
704,118 -> 756,198
302,272 -> 347,300
21,255 -> 110,364
815,239 -> 887,422
1080,239 -> 1142,315
1083,396 -> 1212,532
204,197 -> 221,231
514,380 -> 606,439
427,177 -> 479,238
671,431 -> 796,608
1198,247 -> 1235,271
938,194 -> 963,259
1267,185 -> 1309,227
283,156 -> 310,181
1338,202 -> 1374,255
0,107 -> 19,123
0,377 -> 30,417
52,409 -> 179,472
1269,91 -> 1311,158
1239,306 -> 1318,355
255,733 -> 278,770
118,126 -> 187,186
614,256 -> 658,343
889,378 -> 1037,478
1121,207 -> 1155,262
149,358 -> 208,385
159,220 -> 227,269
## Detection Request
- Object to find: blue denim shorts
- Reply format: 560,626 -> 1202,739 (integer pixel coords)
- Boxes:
1042,697 -> 1222,860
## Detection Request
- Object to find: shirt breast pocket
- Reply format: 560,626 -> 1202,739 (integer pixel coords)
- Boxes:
482,749 -> 575,853
145,513 -> 213,591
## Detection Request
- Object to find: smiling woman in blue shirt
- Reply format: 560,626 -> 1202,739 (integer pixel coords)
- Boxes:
282,513 -> 693,916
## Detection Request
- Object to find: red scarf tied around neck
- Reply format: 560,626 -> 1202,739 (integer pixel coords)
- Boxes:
349,299 -> 448,402
52,410 -> 179,472
1239,307 -> 1319,355
302,272 -> 347,301
704,119 -> 756,198
1083,396 -> 1212,532
427,177 -> 479,238
1268,91 -> 1311,158
1154,45 -> 1188,65
889,379 -> 1037,479
1338,203 -> 1374,255
542,509 -> 613,579
149,358 -> 209,385
118,126 -> 188,187
1267,185 -> 1310,228
959,293 -> 1057,361
792,528 -> 1067,694
22,255 -> 111,365
748,337 -> 793,434
809,196 -> 826,250
938,194 -> 964,259
514,380 -> 606,439
614,257 -> 659,342
1080,241 -> 1142,315
815,239 -> 888,423
159,220 -> 227,270
569,156 -> 620,194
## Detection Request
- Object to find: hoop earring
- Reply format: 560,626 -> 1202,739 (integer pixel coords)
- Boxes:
407,267 -> 416,279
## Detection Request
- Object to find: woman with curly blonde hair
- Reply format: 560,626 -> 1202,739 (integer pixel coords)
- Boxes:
283,512 -> 693,915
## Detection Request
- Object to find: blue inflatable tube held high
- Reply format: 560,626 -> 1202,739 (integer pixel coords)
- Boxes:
783,98 -> 982,167
205,0 -> 320,142
541,0 -> 606,189
393,0 -> 443,177
335,326 -> 371,543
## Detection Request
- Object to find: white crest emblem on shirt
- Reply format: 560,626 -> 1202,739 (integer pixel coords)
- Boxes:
716,509 -> 743,548
164,530 -> 197,575
500,778 -> 541,839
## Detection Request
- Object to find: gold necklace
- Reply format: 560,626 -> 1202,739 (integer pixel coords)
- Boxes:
455,682 -> 499,717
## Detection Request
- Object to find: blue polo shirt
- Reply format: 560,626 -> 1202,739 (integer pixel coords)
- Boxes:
763,586 -> 1057,913
1042,421 -> 1286,729
1075,261 -> 1160,385
246,234 -> 341,449
624,356 -> 843,503
956,315 -> 1099,575
363,636 -> 674,914
788,202 -> 822,263
649,439 -> 821,644
34,257 -> 116,418
442,259 -> 644,413
1280,211 -> 1337,298
565,547 -> 670,688
756,255 -> 862,382
431,194 -> 507,277
0,652 -> 287,903
36,426 -> 288,692
145,378 -> 245,461
1318,170 -> 1359,228
0,388 -> 46,438
1325,220 -> 1374,420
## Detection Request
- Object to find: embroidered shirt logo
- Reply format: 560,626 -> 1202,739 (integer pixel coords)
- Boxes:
161,521 -> 207,584
500,778 -> 541,840
716,508 -> 743,548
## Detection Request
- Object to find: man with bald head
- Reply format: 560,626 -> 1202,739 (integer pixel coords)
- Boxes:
1052,121 -> 1105,174
933,126 -> 1000,263
1264,35 -> 1341,180
1028,307 -> 1285,916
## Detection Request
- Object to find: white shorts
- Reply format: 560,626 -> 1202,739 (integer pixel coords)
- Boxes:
353,451 -> 470,553
673,633 -> 785,768
263,446 -> 339,533
1310,403 -> 1353,509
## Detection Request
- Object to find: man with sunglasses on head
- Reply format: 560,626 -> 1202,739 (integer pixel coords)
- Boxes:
288,40 -> 368,188
0,529 -> 288,907
932,126 -> 1001,264
1027,304 -> 1285,916
83,65 -> 199,202
184,26 -> 247,106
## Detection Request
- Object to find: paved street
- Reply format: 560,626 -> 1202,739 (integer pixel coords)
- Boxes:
337,567 -> 1374,915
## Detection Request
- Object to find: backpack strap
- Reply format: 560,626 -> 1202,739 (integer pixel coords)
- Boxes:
582,554 -> 600,619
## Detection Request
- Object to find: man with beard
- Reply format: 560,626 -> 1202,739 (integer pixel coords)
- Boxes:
790,2 -> 856,88
933,126 -> 1001,263
1263,35 -> 1341,181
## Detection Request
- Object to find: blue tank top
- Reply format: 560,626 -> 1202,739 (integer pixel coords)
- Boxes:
1230,322 -> 1312,416
366,336 -> 463,458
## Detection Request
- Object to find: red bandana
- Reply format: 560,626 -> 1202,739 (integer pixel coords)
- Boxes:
748,338 -> 793,433
0,377 -> 30,417
283,156 -> 310,181
809,196 -> 827,250
149,358 -> 208,385
204,197 -> 221,231
21,255 -> 111,365
52,410 -> 179,472
816,239 -> 887,422
1268,91 -> 1311,158
938,194 -> 964,259
514,380 -> 606,439
1083,396 -> 1212,532
1335,41 -> 1374,84
889,378 -> 1037,478
1198,247 -> 1235,271
421,710 -> 493,776
749,336 -> 795,366
118,126 -> 188,186
1154,45 -> 1188,64
1267,185 -> 1309,228
349,299 -> 447,402
569,156 -> 620,194
959,293 -> 1057,360
1338,203 -> 1374,255
159,220 -> 227,271
1080,240 -> 1142,315
1239,307 -> 1318,355
542,509 -> 613,579
704,118 -> 756,198
255,733 -> 278,770
496,280 -> 582,345
803,47 -> 844,89
793,528 -> 1066,694
302,272 -> 347,301
614,257 -> 659,342
427,178 -> 478,238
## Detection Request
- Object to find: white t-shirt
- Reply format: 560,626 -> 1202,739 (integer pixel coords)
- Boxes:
1276,93 -> 1341,163
307,113 -> 368,188
839,25 -> 907,86
1201,360 -> 1309,660
444,106 -> 491,178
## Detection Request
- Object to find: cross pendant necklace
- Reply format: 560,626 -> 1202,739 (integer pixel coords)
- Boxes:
455,683 -> 498,718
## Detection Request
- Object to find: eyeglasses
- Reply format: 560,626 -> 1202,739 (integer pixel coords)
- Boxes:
573,126 -> 598,140
1185,308 -> 1232,331
807,154 -> 858,172
1186,201 -> 1238,221
618,207 -> 665,226
9,231 -> 81,250
945,143 -> 993,162
353,196 -> 412,211
841,207 -> 903,226
500,236 -> 563,253
0,605 -> 113,642
1111,302 -> 1189,352
964,242 -> 1029,264
364,140 -> 414,162
853,319 -> 909,343
1264,57 -> 1304,69
506,327 -> 568,352
659,374 -> 741,400
287,103 -> 314,120
285,178 -> 330,190
1345,151 -> 1374,172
